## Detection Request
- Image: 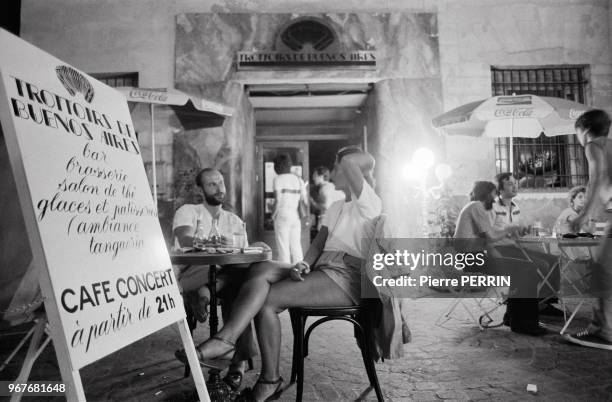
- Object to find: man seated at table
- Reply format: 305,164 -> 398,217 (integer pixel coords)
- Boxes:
492,172 -> 562,318
172,167 -> 256,389
455,181 -> 545,335
555,186 -> 596,234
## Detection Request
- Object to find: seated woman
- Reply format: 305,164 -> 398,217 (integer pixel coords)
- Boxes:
177,146 -> 381,401
555,185 -> 595,234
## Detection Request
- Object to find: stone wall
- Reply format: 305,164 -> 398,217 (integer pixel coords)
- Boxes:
437,0 -> 612,195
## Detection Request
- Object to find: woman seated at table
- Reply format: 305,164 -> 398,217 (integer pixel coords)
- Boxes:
177,146 -> 381,401
555,185 -> 596,234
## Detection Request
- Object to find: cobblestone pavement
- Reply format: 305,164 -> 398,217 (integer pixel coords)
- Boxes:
2,298 -> 611,401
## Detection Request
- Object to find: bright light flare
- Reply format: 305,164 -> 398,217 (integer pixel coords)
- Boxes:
402,163 -> 424,182
435,163 -> 452,182
412,147 -> 435,169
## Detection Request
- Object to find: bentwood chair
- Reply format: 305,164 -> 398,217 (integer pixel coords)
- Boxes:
288,303 -> 384,402
287,215 -> 386,402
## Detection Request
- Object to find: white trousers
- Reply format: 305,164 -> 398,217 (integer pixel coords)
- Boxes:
273,214 -> 303,264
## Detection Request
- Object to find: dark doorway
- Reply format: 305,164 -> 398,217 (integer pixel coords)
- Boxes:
308,139 -> 347,175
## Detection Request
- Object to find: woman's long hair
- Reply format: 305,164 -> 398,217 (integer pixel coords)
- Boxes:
470,181 -> 496,204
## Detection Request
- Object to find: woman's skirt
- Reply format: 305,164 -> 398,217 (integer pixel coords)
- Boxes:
313,250 -> 362,305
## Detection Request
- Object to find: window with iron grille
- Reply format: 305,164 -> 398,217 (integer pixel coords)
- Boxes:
89,72 -> 138,88
492,66 -> 589,189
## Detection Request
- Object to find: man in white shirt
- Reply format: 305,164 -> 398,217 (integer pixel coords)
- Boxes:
492,172 -> 562,318
172,168 -> 254,389
492,173 -> 521,229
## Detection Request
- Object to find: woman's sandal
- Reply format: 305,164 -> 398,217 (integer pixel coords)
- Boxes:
174,336 -> 236,370
236,377 -> 284,402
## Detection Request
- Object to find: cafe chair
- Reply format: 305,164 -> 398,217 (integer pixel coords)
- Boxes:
434,273 -> 508,330
288,302 -> 384,402
288,215 -> 389,402
557,239 -> 597,335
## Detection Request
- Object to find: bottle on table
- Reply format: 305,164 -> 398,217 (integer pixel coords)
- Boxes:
208,217 -> 222,245
233,221 -> 247,249
193,219 -> 206,249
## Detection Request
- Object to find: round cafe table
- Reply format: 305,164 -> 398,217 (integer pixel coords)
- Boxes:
170,249 -> 272,336
170,249 -> 272,401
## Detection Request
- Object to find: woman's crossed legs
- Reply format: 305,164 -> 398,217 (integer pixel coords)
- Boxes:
195,260 -> 354,400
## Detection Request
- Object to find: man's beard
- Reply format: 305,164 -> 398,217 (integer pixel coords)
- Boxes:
204,192 -> 224,206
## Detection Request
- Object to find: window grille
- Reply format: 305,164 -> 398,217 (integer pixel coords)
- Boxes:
491,66 -> 589,189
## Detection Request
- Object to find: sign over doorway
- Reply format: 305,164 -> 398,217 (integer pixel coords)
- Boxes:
237,17 -> 376,70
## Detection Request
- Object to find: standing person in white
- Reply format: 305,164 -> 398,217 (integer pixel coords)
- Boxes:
272,153 -> 307,263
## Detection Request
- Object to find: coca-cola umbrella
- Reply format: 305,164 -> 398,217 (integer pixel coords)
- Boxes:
431,94 -> 591,171
116,87 -> 234,206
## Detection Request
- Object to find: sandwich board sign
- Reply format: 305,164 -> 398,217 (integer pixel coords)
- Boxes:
0,29 -> 208,401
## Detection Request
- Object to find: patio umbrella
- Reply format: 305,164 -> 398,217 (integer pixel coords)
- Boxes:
432,94 -> 591,171
117,87 -> 234,207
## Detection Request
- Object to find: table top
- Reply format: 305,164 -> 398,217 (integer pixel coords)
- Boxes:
556,237 -> 601,247
516,236 -> 558,244
516,236 -> 600,246
169,249 -> 272,266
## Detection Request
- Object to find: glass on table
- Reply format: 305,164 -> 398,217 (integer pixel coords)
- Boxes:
232,232 -> 246,248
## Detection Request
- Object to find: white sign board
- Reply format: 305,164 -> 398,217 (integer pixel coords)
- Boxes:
0,31 -> 186,370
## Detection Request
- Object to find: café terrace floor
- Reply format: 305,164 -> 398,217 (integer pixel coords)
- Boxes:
2,297 -> 611,402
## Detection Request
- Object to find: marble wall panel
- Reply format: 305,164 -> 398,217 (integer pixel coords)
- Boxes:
172,81 -> 255,221
175,12 -> 440,87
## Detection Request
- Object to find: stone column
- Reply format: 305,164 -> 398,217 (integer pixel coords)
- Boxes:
367,78 -> 443,237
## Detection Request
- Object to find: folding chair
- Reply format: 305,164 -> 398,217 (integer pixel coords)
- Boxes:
435,278 -> 508,330
556,239 -> 598,335
514,239 -> 559,301
434,254 -> 513,331
435,247 -> 550,331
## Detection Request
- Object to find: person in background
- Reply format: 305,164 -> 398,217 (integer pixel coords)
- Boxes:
272,153 -> 307,264
309,166 -> 345,231
454,181 -> 547,336
492,172 -> 563,318
566,109 -> 612,350
172,168 -> 256,389
555,186 -> 595,234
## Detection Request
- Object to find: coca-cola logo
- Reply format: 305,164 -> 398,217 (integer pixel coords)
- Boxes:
128,89 -> 168,102
493,108 -> 534,118
569,108 -> 586,120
